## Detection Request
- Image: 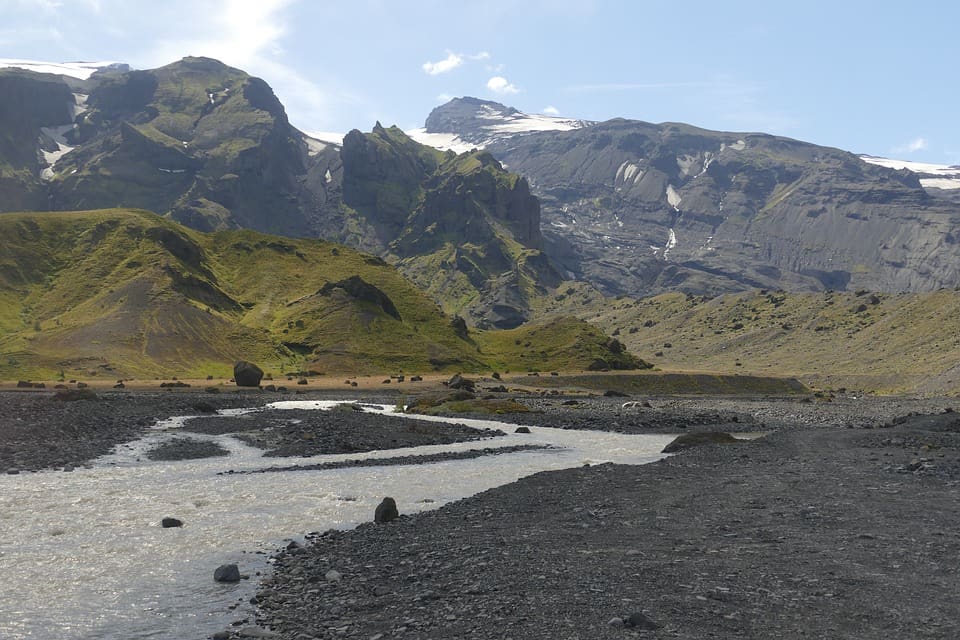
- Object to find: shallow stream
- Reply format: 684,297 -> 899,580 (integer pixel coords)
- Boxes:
0,401 -> 675,639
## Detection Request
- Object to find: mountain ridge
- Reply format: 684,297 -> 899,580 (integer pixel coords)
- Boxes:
419,97 -> 960,297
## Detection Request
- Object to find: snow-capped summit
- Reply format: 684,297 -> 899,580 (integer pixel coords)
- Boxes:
860,155 -> 960,191
0,59 -> 129,80
408,96 -> 593,152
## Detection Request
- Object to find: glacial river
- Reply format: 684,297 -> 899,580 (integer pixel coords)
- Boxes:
0,401 -> 675,639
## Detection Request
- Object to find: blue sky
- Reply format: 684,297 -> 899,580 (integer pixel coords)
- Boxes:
3,0 -> 957,164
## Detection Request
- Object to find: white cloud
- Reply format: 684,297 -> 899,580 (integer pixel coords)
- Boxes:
487,76 -> 519,95
893,137 -> 929,154
423,50 -> 490,75
436,93 -> 454,103
422,51 -> 463,76
145,0 -> 294,69
543,105 -> 560,115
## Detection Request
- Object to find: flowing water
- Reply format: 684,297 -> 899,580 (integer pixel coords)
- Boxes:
0,401 -> 676,639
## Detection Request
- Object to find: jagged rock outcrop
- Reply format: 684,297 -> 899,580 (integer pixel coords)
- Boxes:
314,124 -> 557,328
1,57 -> 315,235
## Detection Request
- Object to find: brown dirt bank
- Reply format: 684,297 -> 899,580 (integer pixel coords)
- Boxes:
249,410 -> 960,640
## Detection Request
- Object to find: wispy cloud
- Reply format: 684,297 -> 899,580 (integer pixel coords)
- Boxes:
487,76 -> 519,95
422,52 -> 463,76
145,0 -> 295,69
542,105 -> 560,115
893,137 -> 929,154
422,50 -> 490,75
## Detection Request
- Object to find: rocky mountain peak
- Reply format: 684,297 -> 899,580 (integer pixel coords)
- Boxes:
417,96 -> 592,148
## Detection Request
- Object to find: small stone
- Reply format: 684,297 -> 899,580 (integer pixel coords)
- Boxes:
514,426 -> 531,434
607,617 -> 625,627
6,468 -> 19,475
214,563 -> 242,583
325,569 -> 342,582
161,517 -> 183,528
625,612 -> 659,630
212,632 -> 231,640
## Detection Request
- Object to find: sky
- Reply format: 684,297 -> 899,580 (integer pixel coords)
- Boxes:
2,0 -> 957,164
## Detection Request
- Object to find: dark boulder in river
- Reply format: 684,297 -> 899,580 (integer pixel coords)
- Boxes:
161,517 -> 183,528
233,361 -> 264,387
374,497 -> 399,524
214,563 -> 241,582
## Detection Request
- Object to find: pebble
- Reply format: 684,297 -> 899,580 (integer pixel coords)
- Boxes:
325,569 -> 342,582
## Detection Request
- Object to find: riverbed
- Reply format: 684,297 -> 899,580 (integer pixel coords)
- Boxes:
0,401 -> 675,639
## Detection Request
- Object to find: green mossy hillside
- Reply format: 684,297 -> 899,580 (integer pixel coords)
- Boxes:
0,210 -> 639,380
474,316 -> 651,373
582,289 -> 960,394
0,209 -> 483,379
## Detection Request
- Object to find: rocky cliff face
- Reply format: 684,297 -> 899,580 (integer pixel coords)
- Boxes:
0,57 -> 315,235
314,124 -> 555,328
424,99 -> 960,296
0,68 -> 79,210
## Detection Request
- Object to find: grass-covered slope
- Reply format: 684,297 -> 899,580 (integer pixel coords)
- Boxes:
473,316 -> 650,373
0,209 -> 639,380
0,209 -> 486,379
582,289 -> 960,394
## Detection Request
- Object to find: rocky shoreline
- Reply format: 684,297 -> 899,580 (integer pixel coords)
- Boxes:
242,395 -> 960,640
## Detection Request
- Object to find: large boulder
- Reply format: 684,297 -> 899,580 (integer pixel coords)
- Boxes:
662,431 -> 739,453
446,373 -> 475,392
374,497 -> 399,524
214,563 -> 241,582
233,360 -> 264,387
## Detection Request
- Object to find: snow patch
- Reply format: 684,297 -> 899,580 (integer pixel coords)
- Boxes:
0,59 -> 125,80
860,155 -> 960,190
695,152 -> 715,178
616,161 -> 643,184
677,155 -> 698,177
39,124 -> 76,180
920,178 -> 960,190
304,131 -> 345,146
666,185 -> 682,211
71,93 -> 89,118
663,228 -> 678,260
407,128 -> 477,154
729,140 -> 746,151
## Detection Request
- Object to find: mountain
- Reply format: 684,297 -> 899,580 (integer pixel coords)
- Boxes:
420,98 -> 960,297
306,123 -> 559,328
408,96 -> 592,152
0,57 -> 314,235
0,209 -> 638,378
0,60 -> 557,328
